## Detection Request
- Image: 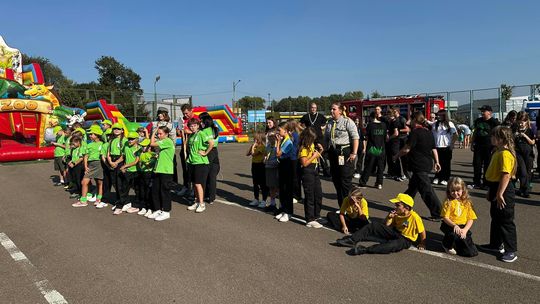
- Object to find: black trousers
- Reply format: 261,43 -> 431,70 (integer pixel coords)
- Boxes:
516,151 -> 532,193
328,147 -> 354,207
179,145 -> 191,189
440,222 -> 478,257
205,148 -> 220,202
435,147 -> 453,182
291,159 -> 302,201
117,171 -> 136,208
172,154 -> 178,185
101,160 -> 113,198
110,156 -> 124,203
473,145 -> 493,186
301,164 -> 322,222
360,152 -> 385,186
327,212 -> 369,233
278,158 -> 294,214
152,173 -> 173,212
69,163 -> 83,194
487,182 -> 517,252
405,171 -> 442,217
136,172 -> 153,209
251,162 -> 268,201
350,222 -> 412,254
355,151 -> 365,174
387,140 -> 401,177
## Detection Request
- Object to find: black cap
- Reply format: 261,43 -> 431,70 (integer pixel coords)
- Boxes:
157,107 -> 168,114
478,105 -> 492,112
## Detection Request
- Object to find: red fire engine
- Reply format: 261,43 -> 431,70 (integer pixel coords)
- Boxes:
342,95 -> 445,126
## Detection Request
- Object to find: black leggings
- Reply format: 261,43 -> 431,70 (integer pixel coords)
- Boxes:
440,222 -> 478,257
69,163 -> 83,194
278,158 -> 294,214
327,212 -> 369,233
152,173 -> 173,212
251,162 -> 268,201
136,172 -> 153,210
350,222 -> 412,254
205,148 -> 220,202
117,171 -> 136,208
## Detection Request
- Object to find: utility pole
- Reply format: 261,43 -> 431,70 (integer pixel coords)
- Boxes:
268,93 -> 273,113
233,80 -> 241,115
153,75 -> 160,118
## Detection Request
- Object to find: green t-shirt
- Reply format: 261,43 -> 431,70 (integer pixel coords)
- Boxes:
188,131 -> 209,165
155,138 -> 174,174
201,127 -> 218,149
64,136 -> 72,157
122,144 -> 140,172
138,150 -> 156,172
86,141 -> 103,161
109,137 -> 127,156
54,135 -> 66,157
101,142 -> 109,158
71,145 -> 86,163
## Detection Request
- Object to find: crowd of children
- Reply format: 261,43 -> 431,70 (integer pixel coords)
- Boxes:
52,110 -> 220,222
51,105 -> 524,263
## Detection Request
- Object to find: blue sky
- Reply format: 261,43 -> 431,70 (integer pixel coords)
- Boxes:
3,0 -> 539,106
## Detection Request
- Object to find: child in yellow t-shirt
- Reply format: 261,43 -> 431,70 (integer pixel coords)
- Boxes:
247,132 -> 268,208
327,187 -> 369,234
336,193 -> 426,255
299,127 -> 324,228
479,126 -> 518,263
440,177 -> 478,257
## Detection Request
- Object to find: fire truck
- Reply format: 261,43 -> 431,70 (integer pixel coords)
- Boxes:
342,95 -> 445,127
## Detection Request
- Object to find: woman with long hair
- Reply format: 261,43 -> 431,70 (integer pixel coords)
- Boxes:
512,111 -> 535,198
432,109 -> 457,186
199,112 -> 220,204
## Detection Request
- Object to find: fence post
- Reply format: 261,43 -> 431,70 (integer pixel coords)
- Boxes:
172,95 -> 177,121
132,92 -> 137,122
498,87 -> 503,119
85,90 -> 90,101
469,90 -> 474,126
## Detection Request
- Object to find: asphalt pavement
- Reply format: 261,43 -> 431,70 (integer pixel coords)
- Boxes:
0,144 -> 539,303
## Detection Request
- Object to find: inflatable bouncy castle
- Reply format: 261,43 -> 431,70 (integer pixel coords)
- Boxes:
192,105 -> 248,143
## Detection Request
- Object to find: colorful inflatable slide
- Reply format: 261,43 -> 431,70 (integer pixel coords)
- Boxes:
192,105 -> 248,143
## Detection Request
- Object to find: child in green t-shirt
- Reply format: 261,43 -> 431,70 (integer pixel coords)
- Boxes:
148,126 -> 175,221
186,118 -> 212,213
99,128 -> 113,209
113,132 -> 140,215
51,126 -> 67,186
73,126 -> 105,208
67,136 -> 85,199
107,123 -> 127,209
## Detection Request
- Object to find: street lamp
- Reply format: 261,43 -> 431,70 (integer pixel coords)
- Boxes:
153,75 -> 160,118
233,79 -> 241,114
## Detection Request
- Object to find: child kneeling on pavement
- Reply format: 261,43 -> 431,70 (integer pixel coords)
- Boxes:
335,193 -> 426,255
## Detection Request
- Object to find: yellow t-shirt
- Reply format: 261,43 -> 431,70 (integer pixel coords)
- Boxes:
339,197 -> 369,219
391,211 -> 425,242
440,199 -> 478,225
299,144 -> 318,164
485,149 -> 515,182
252,144 -> 265,163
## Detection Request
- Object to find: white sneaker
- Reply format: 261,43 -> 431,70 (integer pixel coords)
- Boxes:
376,184 -> 383,190
195,204 -> 206,213
187,203 -> 199,211
440,180 -> 448,186
432,178 -> 439,185
257,200 -> 267,208
275,212 -> 285,220
353,173 -> 360,179
293,198 -> 299,204
443,245 -> 457,255
144,209 -> 153,218
96,202 -> 108,209
306,220 -> 323,228
148,210 -> 162,219
137,208 -> 147,215
279,213 -> 290,222
249,199 -> 259,206
155,211 -> 170,221
121,203 -> 132,212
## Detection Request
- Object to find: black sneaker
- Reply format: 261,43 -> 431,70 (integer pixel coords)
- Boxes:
264,205 -> 277,213
500,251 -> 517,263
335,236 -> 355,248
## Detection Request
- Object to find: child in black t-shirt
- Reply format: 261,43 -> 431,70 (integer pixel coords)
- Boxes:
513,111 -> 535,198
359,112 -> 387,189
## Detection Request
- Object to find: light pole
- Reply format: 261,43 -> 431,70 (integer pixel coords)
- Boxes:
268,93 -> 272,113
233,80 -> 241,114
153,75 -> 160,118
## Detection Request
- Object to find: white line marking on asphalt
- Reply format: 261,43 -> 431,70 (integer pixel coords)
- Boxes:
213,199 -> 540,282
0,232 -> 68,304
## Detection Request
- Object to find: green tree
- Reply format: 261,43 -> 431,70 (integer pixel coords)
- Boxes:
343,90 -> 364,101
237,96 -> 266,113
500,84 -> 513,101
370,90 -> 382,98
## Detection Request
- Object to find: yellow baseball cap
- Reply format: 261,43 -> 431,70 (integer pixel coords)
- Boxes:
112,123 -> 123,130
389,193 -> 414,208
102,119 -> 112,126
88,125 -> 103,136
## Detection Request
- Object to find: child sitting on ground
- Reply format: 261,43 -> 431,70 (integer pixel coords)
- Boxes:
440,177 -> 478,257
327,187 -> 369,234
336,193 -> 426,255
